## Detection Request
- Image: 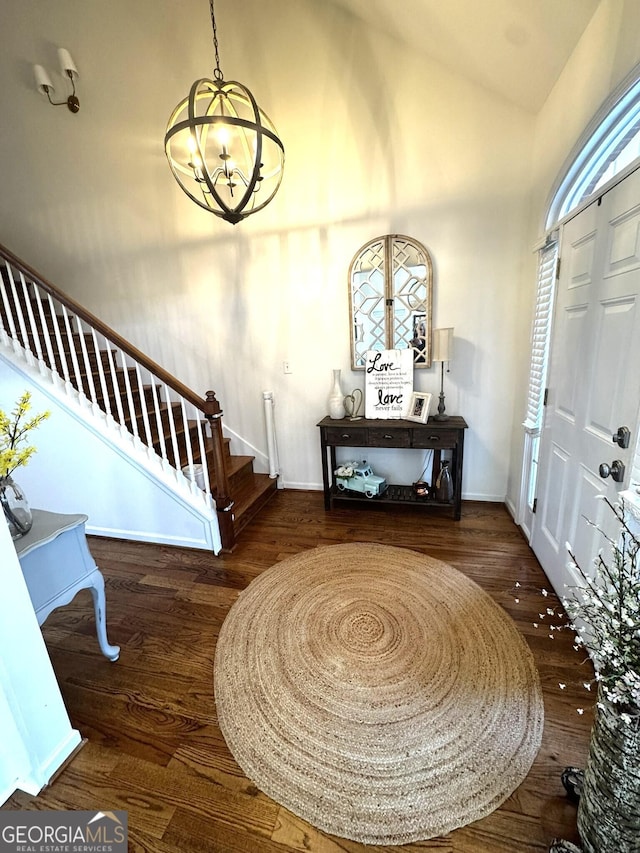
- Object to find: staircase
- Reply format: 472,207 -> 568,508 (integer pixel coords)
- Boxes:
0,243 -> 277,552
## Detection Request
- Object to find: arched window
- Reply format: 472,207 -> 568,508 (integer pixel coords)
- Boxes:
546,64 -> 640,229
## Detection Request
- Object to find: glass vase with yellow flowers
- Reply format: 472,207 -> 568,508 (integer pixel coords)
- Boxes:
0,391 -> 50,539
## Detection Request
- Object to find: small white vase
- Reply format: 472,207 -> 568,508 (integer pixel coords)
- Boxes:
328,369 -> 346,419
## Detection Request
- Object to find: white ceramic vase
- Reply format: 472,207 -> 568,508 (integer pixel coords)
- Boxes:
328,369 -> 346,419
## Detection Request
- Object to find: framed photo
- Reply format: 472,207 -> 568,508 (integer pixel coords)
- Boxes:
410,311 -> 428,364
406,391 -> 432,423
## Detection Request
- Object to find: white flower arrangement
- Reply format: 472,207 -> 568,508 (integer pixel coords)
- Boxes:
335,465 -> 354,478
563,496 -> 640,722
514,496 -> 640,725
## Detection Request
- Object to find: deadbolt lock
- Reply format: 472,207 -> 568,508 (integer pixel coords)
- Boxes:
612,426 -> 631,449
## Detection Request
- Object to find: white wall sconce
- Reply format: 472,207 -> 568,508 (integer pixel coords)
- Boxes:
34,48 -> 80,113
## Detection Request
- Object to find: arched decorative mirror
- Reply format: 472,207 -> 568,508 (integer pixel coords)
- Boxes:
348,234 -> 433,369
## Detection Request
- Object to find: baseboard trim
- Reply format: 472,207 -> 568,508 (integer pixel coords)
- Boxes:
85,525 -> 215,551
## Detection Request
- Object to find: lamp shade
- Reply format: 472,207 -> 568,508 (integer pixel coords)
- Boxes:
34,64 -> 54,94
58,48 -> 79,78
432,327 -> 454,362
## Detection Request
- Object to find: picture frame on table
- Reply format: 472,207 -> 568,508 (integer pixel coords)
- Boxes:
406,391 -> 432,423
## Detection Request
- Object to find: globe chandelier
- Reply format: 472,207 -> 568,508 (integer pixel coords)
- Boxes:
164,0 -> 285,224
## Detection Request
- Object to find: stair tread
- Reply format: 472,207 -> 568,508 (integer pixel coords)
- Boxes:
231,473 -> 278,532
225,454 -> 255,477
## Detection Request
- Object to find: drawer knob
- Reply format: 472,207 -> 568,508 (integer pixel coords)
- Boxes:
429,435 -> 440,441
383,434 -> 394,439
341,433 -> 351,439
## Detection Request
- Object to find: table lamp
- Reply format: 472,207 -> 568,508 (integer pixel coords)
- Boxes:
432,327 -> 453,421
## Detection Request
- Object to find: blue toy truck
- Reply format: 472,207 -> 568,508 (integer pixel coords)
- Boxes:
334,461 -> 387,498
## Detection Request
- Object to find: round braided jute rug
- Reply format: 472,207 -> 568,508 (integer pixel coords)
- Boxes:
214,543 -> 544,845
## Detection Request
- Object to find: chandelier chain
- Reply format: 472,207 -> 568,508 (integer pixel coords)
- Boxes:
209,0 -> 223,81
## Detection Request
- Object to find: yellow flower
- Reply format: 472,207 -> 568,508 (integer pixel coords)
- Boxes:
0,392 -> 50,479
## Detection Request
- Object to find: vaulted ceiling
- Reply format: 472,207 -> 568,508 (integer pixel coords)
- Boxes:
333,0 -> 600,112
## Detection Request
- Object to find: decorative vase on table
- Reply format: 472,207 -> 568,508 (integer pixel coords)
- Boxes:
328,369 -> 346,419
435,460 -> 453,502
576,687 -> 640,853
0,475 -> 33,540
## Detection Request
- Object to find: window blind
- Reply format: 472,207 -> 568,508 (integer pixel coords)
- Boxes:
523,240 -> 558,431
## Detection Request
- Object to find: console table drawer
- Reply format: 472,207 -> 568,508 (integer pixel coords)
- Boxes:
412,429 -> 459,448
325,426 -> 368,445
367,427 -> 412,447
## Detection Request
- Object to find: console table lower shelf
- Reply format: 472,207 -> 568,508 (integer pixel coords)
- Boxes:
317,415 -> 468,520
330,483 -> 456,510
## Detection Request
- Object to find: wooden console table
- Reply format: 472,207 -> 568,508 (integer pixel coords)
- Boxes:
15,509 -> 120,661
317,415 -> 468,519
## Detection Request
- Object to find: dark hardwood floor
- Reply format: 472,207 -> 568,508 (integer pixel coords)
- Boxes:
4,491 -> 594,852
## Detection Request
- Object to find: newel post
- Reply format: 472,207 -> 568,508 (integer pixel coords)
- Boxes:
204,390 -> 235,552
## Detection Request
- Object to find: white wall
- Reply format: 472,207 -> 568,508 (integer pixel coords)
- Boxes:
0,0 -> 535,503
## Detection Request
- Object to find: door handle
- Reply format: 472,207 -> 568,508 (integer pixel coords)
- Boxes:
612,426 -> 631,449
599,459 -> 626,483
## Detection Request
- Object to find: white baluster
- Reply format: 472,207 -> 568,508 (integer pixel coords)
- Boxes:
91,328 -> 112,417
74,315 -> 97,407
195,416 -> 211,498
0,263 -> 20,348
149,378 -> 168,463
118,350 -> 139,439
7,268 -> 33,364
45,292 -> 71,385
60,305 -> 84,395
163,384 -> 181,471
105,345 -> 126,429
31,285 -> 58,380
134,363 -> 154,452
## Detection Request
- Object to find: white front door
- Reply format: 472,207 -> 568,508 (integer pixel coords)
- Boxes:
531,167 -> 640,596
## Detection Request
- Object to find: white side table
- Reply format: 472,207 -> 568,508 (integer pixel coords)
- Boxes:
15,509 -> 120,661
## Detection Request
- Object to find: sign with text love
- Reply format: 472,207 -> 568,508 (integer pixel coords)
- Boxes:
364,349 -> 414,419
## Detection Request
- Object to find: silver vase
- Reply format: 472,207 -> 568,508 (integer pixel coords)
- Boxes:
0,475 -> 33,539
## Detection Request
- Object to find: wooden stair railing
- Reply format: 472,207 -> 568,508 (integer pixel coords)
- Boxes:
0,243 -> 276,552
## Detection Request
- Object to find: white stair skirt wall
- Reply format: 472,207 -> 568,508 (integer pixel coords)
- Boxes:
0,352 -> 222,554
0,514 -> 82,804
